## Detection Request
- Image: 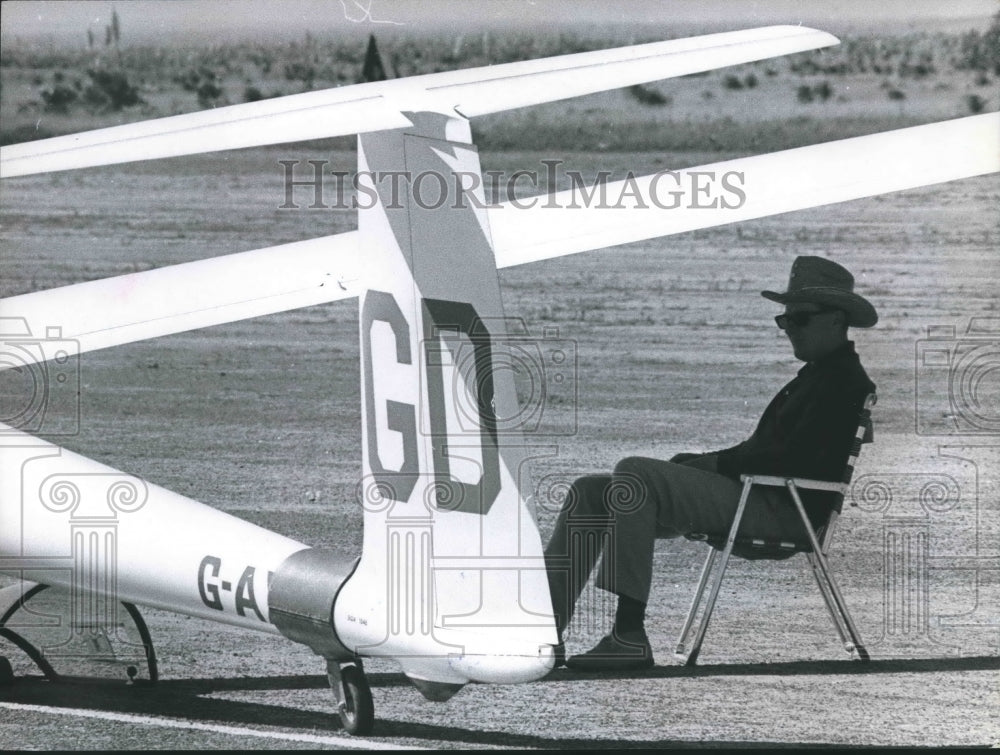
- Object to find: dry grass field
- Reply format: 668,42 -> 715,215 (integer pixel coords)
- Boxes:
1,14 -> 998,751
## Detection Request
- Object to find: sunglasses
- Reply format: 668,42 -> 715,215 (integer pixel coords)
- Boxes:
774,308 -> 837,330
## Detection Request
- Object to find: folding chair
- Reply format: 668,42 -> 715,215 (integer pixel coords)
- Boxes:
674,393 -> 876,666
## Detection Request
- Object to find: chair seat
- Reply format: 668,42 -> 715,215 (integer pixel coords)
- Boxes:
684,530 -> 826,560
674,393 -> 875,665
726,541 -> 801,560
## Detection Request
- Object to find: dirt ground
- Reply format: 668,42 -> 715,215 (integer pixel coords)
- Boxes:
1,142 -> 998,749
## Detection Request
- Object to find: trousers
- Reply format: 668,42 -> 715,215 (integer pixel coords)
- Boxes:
542,454 -> 814,631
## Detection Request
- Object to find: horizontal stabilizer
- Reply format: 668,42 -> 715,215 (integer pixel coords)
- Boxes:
0,26 -> 835,177
488,113 -> 1000,266
0,233 -> 362,368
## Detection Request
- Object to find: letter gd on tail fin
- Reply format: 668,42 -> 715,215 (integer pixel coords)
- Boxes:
333,111 -> 559,697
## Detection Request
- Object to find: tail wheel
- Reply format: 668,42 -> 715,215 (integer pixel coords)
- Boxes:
337,663 -> 374,736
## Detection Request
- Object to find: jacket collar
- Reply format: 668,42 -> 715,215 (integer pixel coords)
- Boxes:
798,340 -> 856,376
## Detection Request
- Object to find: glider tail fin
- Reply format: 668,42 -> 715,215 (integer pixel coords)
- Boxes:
333,111 -> 558,692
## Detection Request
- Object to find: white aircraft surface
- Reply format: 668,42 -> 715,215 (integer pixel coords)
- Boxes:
0,25 -> 997,735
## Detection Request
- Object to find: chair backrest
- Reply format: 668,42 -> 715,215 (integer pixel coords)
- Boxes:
689,391 -> 877,560
777,390 -> 878,555
842,392 -> 877,502
804,391 -> 877,523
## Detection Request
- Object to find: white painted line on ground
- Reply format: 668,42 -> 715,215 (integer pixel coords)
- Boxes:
0,701 -> 422,750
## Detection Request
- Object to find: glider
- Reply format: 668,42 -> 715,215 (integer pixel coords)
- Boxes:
1,25 -> 997,735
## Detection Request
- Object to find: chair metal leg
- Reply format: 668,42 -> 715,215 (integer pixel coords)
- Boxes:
810,550 -> 870,660
785,481 -> 869,661
674,546 -> 717,660
675,477 -> 754,666
805,517 -> 851,645
806,553 -> 864,653
806,550 -> 852,647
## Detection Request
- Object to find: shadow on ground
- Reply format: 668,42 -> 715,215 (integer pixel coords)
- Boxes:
2,655 -> 997,748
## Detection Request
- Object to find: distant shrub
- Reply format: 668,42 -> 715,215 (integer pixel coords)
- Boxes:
243,85 -> 281,103
795,81 -> 833,104
628,84 -> 669,106
175,67 -> 215,93
957,12 -> 1000,75
197,81 -> 223,108
744,73 -> 758,88
887,88 -> 906,101
900,57 -> 935,78
40,83 -> 78,113
966,94 -> 987,114
989,13 -> 1000,75
173,66 -> 224,107
789,57 -> 820,75
82,68 -> 142,111
722,74 -> 744,90
284,61 -> 315,84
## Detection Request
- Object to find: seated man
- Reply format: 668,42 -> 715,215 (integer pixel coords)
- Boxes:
545,255 -> 877,671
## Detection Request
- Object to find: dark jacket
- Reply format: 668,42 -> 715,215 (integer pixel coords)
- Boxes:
713,340 -> 876,524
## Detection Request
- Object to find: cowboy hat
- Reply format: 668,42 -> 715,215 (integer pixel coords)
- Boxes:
761,256 -> 878,328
